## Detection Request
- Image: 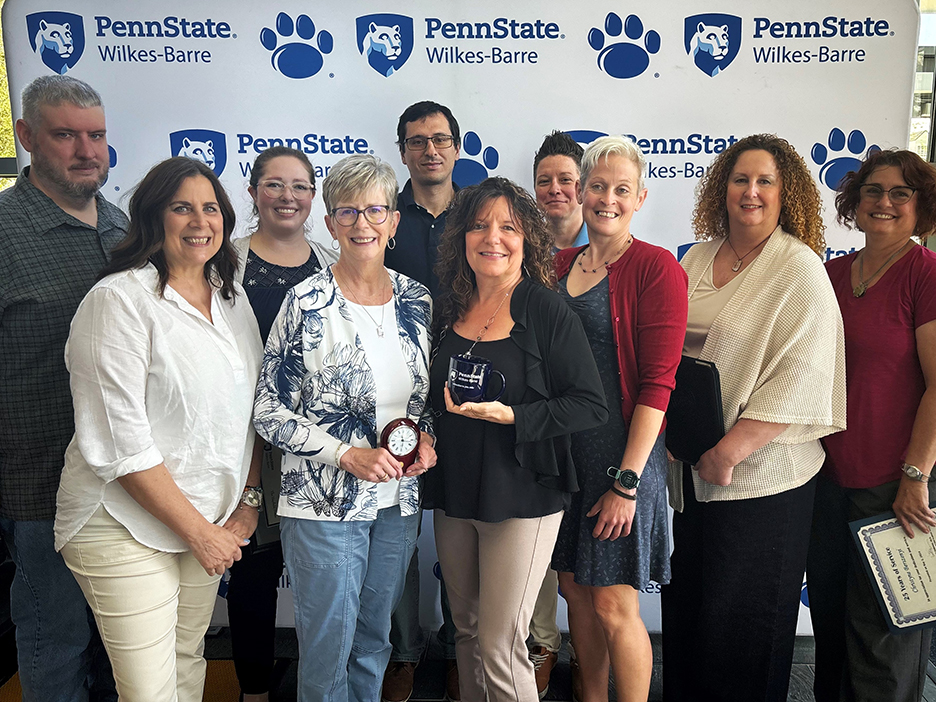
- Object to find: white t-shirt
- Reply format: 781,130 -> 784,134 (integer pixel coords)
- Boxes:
345,297 -> 414,508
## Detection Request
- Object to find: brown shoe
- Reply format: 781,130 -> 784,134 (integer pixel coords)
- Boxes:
445,659 -> 460,701
382,661 -> 417,702
529,646 -> 558,699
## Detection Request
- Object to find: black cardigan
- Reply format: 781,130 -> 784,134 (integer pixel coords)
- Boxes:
491,278 -> 608,493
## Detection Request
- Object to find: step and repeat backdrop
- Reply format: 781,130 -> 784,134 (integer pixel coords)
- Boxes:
3,0 -> 920,633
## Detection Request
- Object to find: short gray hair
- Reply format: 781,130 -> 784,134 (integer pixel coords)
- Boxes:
580,135 -> 647,192
22,75 -> 103,128
322,154 -> 398,212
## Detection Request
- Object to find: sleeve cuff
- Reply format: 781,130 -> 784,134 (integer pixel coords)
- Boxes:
95,444 -> 164,483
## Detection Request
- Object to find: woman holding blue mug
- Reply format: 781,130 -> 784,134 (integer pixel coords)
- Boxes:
423,177 -> 607,702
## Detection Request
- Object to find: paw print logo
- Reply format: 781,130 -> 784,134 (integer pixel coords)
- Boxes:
260,12 -> 334,79
810,128 -> 881,190
452,131 -> 500,188
588,12 -> 661,79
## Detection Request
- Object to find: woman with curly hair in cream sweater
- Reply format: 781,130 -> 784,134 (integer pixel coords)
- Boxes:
661,134 -> 847,702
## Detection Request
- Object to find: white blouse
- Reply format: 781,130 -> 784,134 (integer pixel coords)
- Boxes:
54,264 -> 263,552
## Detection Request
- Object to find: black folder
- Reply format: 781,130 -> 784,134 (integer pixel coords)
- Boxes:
665,355 -> 725,465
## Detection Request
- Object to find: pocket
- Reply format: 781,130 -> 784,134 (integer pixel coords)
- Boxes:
283,518 -> 352,569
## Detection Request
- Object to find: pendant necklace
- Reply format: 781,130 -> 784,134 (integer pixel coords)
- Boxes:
576,236 -> 632,274
335,267 -> 389,337
358,302 -> 387,337
726,234 -> 772,272
853,240 -> 912,298
466,287 -> 512,356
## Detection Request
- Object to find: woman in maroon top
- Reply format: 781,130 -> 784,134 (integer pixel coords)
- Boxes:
807,149 -> 936,702
552,136 -> 687,702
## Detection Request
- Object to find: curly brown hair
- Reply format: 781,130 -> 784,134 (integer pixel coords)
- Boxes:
433,177 -> 555,338
692,134 -> 826,255
835,149 -> 936,241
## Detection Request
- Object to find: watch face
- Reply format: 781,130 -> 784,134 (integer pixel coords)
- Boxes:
617,470 -> 640,490
388,425 -> 419,455
242,489 -> 262,508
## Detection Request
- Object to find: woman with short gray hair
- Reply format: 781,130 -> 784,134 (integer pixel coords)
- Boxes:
553,135 -> 687,702
253,154 -> 436,701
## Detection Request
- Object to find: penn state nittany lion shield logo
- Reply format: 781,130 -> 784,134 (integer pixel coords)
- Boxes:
684,13 -> 741,77
169,130 -> 228,177
355,14 -> 414,77
26,12 -> 85,75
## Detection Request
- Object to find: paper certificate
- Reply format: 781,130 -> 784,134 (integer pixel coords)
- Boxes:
850,512 -> 936,634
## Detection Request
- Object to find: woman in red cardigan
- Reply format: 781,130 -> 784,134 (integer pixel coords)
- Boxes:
552,135 -> 687,702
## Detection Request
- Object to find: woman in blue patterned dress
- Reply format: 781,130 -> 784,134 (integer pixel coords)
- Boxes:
253,154 -> 436,702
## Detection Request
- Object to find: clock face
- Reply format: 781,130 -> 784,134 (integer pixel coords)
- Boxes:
388,425 -> 418,455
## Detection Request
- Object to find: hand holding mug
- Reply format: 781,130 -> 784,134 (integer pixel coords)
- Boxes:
443,386 -> 515,425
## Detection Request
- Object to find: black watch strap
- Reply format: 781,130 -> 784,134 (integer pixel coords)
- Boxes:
611,484 -> 636,501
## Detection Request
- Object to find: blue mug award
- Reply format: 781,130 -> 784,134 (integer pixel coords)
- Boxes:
447,353 -> 506,405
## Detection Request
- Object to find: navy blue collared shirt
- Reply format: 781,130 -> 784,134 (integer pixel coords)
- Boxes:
384,179 -> 458,297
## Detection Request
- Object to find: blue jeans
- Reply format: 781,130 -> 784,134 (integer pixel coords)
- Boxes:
0,518 -> 115,702
282,506 -> 418,702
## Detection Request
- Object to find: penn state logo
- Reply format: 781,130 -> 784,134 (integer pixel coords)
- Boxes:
564,130 -> 609,147
683,13 -> 741,77
169,129 -> 227,176
355,14 -> 414,77
26,12 -> 85,75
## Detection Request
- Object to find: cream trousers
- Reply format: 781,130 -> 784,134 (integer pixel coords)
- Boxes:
60,507 -> 220,702
434,510 -> 563,702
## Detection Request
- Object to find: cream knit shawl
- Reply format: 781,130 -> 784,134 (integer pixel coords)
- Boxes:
668,228 -> 846,507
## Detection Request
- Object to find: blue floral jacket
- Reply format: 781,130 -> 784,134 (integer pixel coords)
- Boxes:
253,266 -> 432,521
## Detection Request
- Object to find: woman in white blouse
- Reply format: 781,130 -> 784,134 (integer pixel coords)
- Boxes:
55,157 -> 264,702
661,135 -> 846,702
253,154 -> 436,702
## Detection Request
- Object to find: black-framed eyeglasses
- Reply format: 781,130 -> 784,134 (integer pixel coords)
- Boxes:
259,180 -> 315,200
858,184 -> 917,205
402,134 -> 455,152
330,205 -> 391,226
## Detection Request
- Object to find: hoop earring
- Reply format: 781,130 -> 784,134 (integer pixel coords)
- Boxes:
387,237 -> 396,250
522,262 -> 531,278
330,239 -> 340,250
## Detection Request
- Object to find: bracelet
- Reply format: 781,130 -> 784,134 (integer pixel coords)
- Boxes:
611,484 -> 636,501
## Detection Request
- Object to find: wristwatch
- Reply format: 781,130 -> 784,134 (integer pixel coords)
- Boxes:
901,463 -> 931,482
240,485 -> 263,509
606,466 -> 640,490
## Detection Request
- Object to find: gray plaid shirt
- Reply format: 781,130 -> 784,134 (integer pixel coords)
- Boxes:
0,168 -> 128,520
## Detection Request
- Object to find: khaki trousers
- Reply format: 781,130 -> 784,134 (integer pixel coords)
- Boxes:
61,507 -> 220,702
529,568 -> 561,652
434,510 -> 562,702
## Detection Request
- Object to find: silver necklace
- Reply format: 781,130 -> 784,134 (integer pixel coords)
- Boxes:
335,267 -> 390,337
853,240 -> 912,298
465,288 -> 512,356
358,301 -> 387,337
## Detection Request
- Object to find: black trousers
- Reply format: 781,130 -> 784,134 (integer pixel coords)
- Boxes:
807,473 -> 934,702
226,541 -> 285,694
662,465 -> 816,702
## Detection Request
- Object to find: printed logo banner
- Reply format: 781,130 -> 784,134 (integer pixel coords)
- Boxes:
2,0 -> 921,632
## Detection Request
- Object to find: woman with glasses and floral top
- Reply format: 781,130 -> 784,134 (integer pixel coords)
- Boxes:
807,149 -> 936,702
253,154 -> 436,702
227,146 -> 338,702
